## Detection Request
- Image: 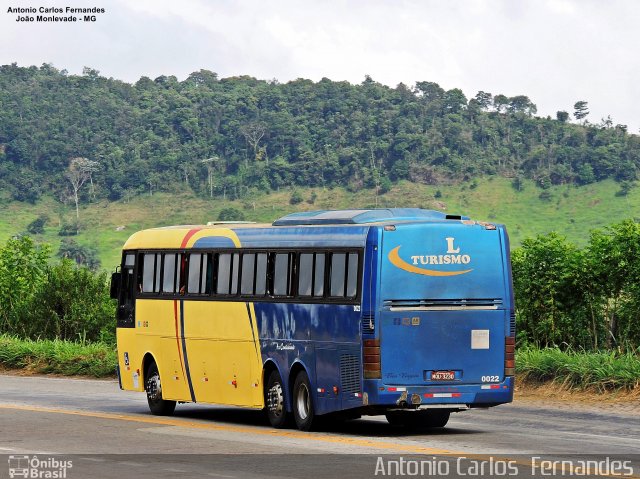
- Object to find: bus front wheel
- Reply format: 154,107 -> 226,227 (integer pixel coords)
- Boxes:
292,370 -> 315,431
145,361 -> 176,416
265,370 -> 289,428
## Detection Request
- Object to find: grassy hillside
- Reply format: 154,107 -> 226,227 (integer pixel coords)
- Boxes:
1,177 -> 638,270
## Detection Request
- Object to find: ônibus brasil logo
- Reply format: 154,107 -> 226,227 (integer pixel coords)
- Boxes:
7,455 -> 72,478
388,237 -> 473,277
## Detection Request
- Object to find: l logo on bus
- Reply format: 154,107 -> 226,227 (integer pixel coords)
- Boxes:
388,238 -> 473,277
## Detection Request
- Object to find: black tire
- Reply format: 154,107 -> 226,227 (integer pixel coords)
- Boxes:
265,370 -> 289,428
145,361 -> 176,416
385,410 -> 450,428
292,370 -> 315,431
415,410 -> 450,428
385,411 -> 406,426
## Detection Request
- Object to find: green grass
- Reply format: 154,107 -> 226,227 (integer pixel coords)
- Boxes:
1,334 -> 638,393
516,347 -> 640,391
0,334 -> 116,377
2,178 -> 640,270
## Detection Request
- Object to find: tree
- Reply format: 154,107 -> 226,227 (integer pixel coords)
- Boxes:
574,101 -> 589,121
474,91 -> 493,110
240,122 -> 267,164
66,157 -> 99,221
442,88 -> 467,113
414,81 -> 444,102
508,95 -> 537,116
493,94 -> 509,113
556,111 -> 569,122
200,156 -> 219,198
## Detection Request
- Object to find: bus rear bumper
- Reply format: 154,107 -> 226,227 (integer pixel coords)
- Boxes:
363,376 -> 514,408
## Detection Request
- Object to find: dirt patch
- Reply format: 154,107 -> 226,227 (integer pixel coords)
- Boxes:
0,365 -> 115,380
516,378 -> 640,415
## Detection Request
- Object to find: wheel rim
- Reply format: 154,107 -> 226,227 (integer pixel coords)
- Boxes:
146,372 -> 162,402
267,382 -> 284,417
296,382 -> 310,420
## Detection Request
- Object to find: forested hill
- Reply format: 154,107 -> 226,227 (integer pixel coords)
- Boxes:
1,63 -> 638,203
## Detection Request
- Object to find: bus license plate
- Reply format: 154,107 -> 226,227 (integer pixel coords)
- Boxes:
431,371 -> 455,381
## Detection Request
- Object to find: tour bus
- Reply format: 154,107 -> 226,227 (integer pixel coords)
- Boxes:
111,208 -> 514,431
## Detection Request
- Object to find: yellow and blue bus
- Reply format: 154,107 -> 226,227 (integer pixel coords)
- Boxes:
111,208 -> 514,431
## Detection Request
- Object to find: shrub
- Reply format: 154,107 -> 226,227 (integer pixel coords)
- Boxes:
217,208 -> 245,221
57,238 -> 100,270
0,236 -> 115,344
20,259 -> 115,343
538,190 -> 552,201
27,215 -> 48,234
58,222 -> 79,236
289,190 -> 304,205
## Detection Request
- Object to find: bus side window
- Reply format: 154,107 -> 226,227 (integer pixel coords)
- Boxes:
179,254 -> 188,294
216,253 -> 239,295
346,252 -> 359,298
255,253 -> 267,296
217,253 -> 231,294
298,252 -> 326,299
187,253 -> 206,294
240,253 -> 256,295
141,253 -> 161,293
330,253 -> 346,297
206,255 -> 213,293
329,252 -> 359,299
201,254 -> 211,294
313,254 -> 325,297
298,253 -> 313,297
272,252 -> 294,297
163,253 -> 180,294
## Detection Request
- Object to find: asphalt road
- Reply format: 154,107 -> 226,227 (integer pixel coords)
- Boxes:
0,374 -> 638,478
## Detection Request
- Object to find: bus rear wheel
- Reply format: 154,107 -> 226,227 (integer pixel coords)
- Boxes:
385,410 -> 450,428
265,370 -> 289,428
292,370 -> 315,431
145,361 -> 176,416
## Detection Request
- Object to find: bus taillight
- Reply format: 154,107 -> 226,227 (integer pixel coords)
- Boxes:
363,338 -> 381,379
505,336 -> 515,377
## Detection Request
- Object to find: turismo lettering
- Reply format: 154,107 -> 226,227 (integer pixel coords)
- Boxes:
410,254 -> 471,265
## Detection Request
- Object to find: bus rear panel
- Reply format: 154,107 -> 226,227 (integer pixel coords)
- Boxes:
362,220 -> 514,411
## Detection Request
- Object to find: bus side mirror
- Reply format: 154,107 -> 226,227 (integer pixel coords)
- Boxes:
110,272 -> 121,299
